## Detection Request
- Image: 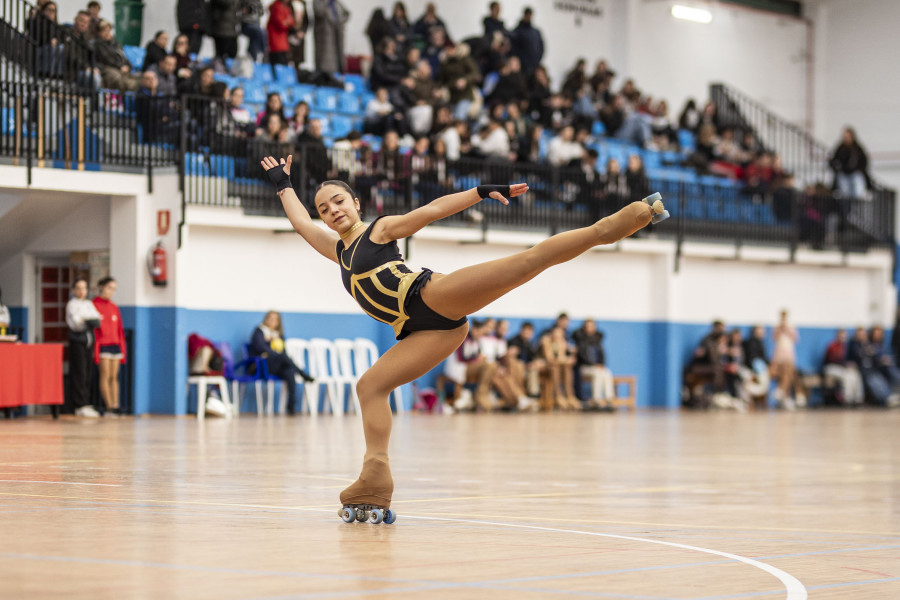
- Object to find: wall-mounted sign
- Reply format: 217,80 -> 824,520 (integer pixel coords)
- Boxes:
554,0 -> 604,26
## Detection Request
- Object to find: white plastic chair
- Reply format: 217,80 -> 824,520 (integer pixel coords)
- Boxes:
354,337 -> 404,413
187,374 -> 233,420
308,338 -> 345,416
284,338 -> 322,416
333,338 -> 362,414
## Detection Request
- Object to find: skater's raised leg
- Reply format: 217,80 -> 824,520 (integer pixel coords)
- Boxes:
422,201 -> 654,320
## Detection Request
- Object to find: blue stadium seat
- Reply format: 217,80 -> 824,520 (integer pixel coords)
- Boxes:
184,153 -> 209,176
244,85 -> 266,104
591,120 -> 606,137
677,129 -> 696,151
123,45 -> 145,69
290,84 -> 315,105
273,64 -> 297,85
330,115 -> 352,138
641,150 -> 662,169
338,91 -> 362,114
213,73 -> 236,87
265,83 -> 290,104
253,63 -> 272,83
1,107 -> 14,136
314,88 -> 340,111
342,73 -> 368,93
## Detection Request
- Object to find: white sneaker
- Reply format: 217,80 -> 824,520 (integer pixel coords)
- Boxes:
441,402 -> 456,415
517,396 -> 538,412
455,389 -> 474,411
75,406 -> 100,418
205,397 -> 228,417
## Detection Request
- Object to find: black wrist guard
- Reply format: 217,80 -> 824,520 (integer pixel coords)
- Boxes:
476,184 -> 511,199
266,163 -> 292,192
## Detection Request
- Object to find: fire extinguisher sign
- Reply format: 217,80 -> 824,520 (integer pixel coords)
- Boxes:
157,210 -> 171,236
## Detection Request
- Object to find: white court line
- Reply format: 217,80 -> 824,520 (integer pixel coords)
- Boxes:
400,514 -> 809,600
0,480 -> 122,487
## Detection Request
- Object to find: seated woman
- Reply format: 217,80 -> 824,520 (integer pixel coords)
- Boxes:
249,311 -> 313,415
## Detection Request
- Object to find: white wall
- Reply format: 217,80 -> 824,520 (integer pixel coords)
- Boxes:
809,0 -> 900,192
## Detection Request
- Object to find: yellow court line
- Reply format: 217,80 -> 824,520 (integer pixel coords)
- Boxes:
2,490 -> 897,537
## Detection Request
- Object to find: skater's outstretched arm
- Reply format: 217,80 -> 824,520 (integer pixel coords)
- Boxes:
374,184 -> 529,242
261,155 -> 339,264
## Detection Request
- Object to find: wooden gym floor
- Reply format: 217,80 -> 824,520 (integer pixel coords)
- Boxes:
0,410 -> 898,599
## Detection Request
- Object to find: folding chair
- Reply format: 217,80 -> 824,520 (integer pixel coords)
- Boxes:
353,338 -> 403,413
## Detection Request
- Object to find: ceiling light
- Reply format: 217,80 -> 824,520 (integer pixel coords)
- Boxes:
672,4 -> 713,24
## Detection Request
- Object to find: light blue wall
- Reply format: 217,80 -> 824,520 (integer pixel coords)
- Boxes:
118,306 -> 853,414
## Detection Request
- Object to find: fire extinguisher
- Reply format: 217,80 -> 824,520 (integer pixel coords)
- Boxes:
148,240 -> 167,287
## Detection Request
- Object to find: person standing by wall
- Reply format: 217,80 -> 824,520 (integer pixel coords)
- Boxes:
830,127 -> 870,200
66,278 -> 102,418
771,310 -> 799,409
92,277 -> 126,417
313,0 -> 349,74
0,286 -> 10,335
177,0 -> 209,55
267,0 -> 295,67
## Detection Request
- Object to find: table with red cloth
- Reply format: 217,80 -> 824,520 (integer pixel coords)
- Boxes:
0,343 -> 64,412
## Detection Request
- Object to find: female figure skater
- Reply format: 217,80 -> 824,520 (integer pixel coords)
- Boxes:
259,155 -> 666,523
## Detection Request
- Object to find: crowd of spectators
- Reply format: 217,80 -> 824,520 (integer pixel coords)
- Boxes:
440,313 -> 618,413
683,312 -> 900,412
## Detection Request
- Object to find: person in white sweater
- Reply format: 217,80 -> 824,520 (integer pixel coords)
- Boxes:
66,278 -> 103,417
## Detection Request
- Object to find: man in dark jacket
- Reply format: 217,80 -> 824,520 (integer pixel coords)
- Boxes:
178,0 -> 209,54
210,0 -> 240,62
510,7 -> 543,76
94,20 -> 140,91
292,118 -> 330,199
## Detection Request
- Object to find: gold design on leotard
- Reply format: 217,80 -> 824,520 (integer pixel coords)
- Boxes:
349,261 -> 420,337
340,221 -> 365,240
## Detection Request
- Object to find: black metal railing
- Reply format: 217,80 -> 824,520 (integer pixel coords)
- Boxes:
0,0 -> 97,86
711,83 -> 834,189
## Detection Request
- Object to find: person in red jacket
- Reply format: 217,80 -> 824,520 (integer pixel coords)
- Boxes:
92,276 -> 127,416
267,0 -> 295,66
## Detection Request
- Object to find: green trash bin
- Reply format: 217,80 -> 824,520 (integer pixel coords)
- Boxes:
114,0 -> 144,47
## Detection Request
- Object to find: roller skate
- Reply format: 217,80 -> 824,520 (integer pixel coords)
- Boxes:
643,192 -> 670,224
338,457 -> 396,525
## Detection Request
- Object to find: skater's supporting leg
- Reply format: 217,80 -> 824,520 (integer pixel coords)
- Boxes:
354,323 -> 470,460
423,202 -> 654,320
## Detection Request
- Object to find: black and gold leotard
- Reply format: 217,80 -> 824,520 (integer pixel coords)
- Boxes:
336,216 -> 467,340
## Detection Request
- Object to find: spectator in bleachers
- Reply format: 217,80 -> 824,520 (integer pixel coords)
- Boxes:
569,147 -> 602,214
599,94 -> 625,138
527,64 -> 552,126
620,79 -> 641,108
678,98 -> 700,131
771,310 -> 799,409
422,26 -> 448,77
848,326 -> 899,407
487,56 -> 527,107
27,1 -> 63,77
293,118 -> 330,189
740,131 -> 761,158
178,64 -> 216,96
177,0 -> 209,55
267,0 -> 296,67
148,54 -> 178,96
510,7 -> 543,77
625,154 -> 650,203
413,2 -> 450,43
142,31 -> 169,72
824,329 -> 864,405
482,2 -> 506,37
87,0 -> 102,27
603,157 -> 626,208
560,58 -> 586,101
365,8 -> 394,54
227,87 -> 253,130
722,328 -> 748,410
830,127 -> 870,200
516,124 -> 541,164
439,43 -> 481,121
589,59 -> 614,89
249,311 -> 313,416
94,20 -> 141,91
683,320 -> 727,407
390,2 -> 411,49
210,0 -> 241,64
288,100 -> 309,136
64,12 -> 100,88
650,100 -> 677,151
573,319 -> 614,409
137,71 -> 179,143
313,0 -> 350,74
438,119 -> 468,161
506,321 -> 543,398
171,34 -> 195,79
289,0 -> 310,74
471,118 -> 510,161
744,152 -> 776,197
256,112 -> 290,142
743,325 -> 767,369
370,37 -> 407,97
547,125 -> 582,167
255,92 -> 286,128
239,0 -> 266,62
869,326 -> 900,390
364,87 -> 398,136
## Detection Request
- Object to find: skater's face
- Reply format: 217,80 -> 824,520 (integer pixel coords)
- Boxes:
315,185 -> 361,232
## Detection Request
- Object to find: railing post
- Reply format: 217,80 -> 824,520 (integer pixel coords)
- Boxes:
789,192 -> 799,262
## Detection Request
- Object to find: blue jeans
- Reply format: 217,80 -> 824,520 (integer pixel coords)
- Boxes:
836,172 -> 866,199
241,22 -> 266,61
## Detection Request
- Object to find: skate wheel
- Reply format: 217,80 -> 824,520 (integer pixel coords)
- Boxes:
651,209 -> 670,224
368,508 -> 384,524
642,192 -> 662,204
355,508 -> 368,522
383,509 -> 396,525
340,507 -> 355,523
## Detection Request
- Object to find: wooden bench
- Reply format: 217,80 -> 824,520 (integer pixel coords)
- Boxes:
612,375 -> 637,411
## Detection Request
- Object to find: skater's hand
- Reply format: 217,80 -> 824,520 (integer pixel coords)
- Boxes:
261,155 -> 293,193
476,183 -> 529,205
